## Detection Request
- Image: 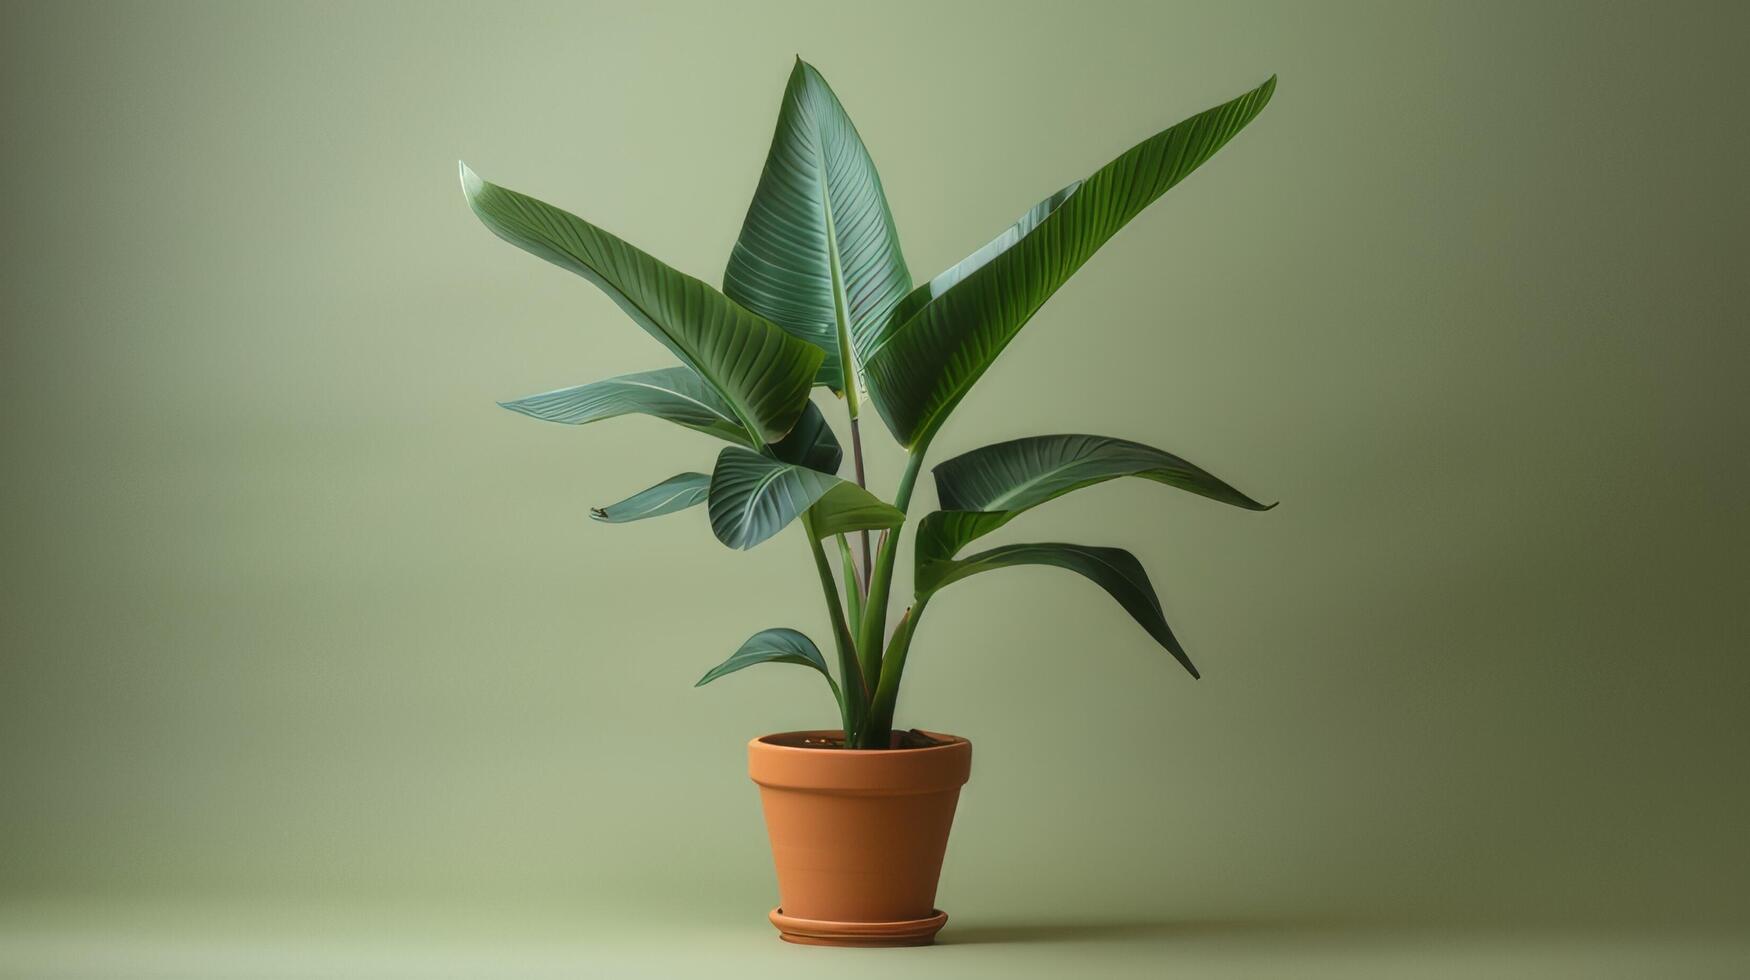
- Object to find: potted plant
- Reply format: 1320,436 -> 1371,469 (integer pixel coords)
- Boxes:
460,59 -> 1276,946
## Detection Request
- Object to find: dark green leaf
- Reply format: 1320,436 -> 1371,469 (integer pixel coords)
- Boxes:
917,540 -> 1198,678
696,627 -> 839,697
707,447 -> 901,550
860,76 -> 1277,446
935,434 -> 1273,513
767,398 -> 843,473
590,472 -> 709,523
499,367 -> 751,445
724,59 -> 911,392
460,163 -> 823,443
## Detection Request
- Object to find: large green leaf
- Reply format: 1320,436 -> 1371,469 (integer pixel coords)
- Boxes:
917,435 -> 1271,566
499,367 -> 751,445
590,472 -> 710,523
696,627 -> 839,698
724,59 -> 911,392
860,76 -> 1277,446
707,447 -> 901,550
917,540 -> 1198,678
460,163 -> 823,442
935,434 -> 1273,513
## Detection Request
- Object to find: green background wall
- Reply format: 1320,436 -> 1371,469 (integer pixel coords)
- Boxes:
2,0 -> 1745,953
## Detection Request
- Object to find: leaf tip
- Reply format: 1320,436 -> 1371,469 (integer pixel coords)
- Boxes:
458,160 -> 483,200
589,507 -> 609,522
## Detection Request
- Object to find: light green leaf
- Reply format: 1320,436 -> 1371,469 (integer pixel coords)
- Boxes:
500,367 -> 752,445
861,76 -> 1277,446
917,540 -> 1198,678
460,163 -> 823,443
696,627 -> 840,698
590,472 -> 709,523
707,447 -> 901,550
725,59 -> 911,392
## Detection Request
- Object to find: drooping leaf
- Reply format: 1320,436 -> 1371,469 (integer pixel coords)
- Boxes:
724,59 -> 911,392
460,163 -> 823,442
499,367 -> 752,445
707,447 -> 902,550
917,540 -> 1198,678
767,397 -> 843,473
696,627 -> 840,698
590,472 -> 710,523
935,434 -> 1273,513
860,76 -> 1278,447
916,436 -> 1271,567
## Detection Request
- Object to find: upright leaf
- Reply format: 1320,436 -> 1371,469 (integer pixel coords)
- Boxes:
724,59 -> 911,392
499,367 -> 751,445
917,540 -> 1198,678
590,473 -> 710,523
696,627 -> 840,699
707,447 -> 902,550
861,76 -> 1277,446
460,164 -> 823,442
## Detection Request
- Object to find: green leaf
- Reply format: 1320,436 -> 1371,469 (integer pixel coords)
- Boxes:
590,472 -> 709,523
767,398 -> 843,473
935,434 -> 1273,513
724,59 -> 911,392
696,627 -> 840,698
917,540 -> 1198,678
808,483 -> 905,541
707,447 -> 901,550
860,76 -> 1277,446
460,163 -> 823,443
499,367 -> 752,446
917,435 -> 1271,568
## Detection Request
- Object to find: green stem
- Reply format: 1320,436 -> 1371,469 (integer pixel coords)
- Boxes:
835,534 -> 864,638
868,595 -> 928,739
802,513 -> 865,739
853,441 -> 931,748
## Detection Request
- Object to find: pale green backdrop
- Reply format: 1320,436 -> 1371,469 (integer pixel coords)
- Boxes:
2,1 -> 1746,976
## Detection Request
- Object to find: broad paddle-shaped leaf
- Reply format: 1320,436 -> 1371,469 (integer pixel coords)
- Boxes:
708,447 -> 902,550
725,59 -> 911,392
919,434 -> 1272,561
460,163 -> 822,443
696,627 -> 840,699
861,76 -> 1277,446
590,472 -> 710,523
917,540 -> 1198,678
936,434 -> 1273,513
500,367 -> 752,445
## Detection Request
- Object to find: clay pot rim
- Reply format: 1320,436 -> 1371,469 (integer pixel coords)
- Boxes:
754,729 -> 968,754
749,729 -> 972,793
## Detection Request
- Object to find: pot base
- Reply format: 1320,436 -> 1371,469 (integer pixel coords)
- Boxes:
769,907 -> 948,947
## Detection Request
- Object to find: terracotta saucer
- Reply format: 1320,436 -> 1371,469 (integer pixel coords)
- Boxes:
769,907 -> 948,947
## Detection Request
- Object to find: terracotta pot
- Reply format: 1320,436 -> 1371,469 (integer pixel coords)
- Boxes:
748,729 -> 972,946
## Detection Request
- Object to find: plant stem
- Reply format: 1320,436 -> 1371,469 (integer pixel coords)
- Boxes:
849,415 -> 872,597
802,513 -> 865,739
853,442 -> 931,746
868,596 -> 927,739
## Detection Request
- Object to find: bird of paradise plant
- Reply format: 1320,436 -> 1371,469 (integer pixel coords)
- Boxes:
462,59 -> 1276,748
